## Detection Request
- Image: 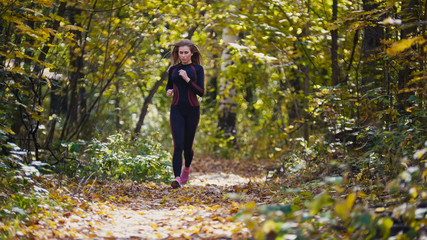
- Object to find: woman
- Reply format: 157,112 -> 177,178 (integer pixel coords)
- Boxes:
166,39 -> 204,189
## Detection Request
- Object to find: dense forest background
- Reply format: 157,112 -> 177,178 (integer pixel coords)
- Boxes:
1,0 -> 426,239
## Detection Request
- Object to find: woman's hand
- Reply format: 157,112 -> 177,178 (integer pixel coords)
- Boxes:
178,70 -> 190,83
166,89 -> 173,97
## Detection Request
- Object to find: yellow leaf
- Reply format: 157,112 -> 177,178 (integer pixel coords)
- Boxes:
208,205 -> 222,210
375,207 -> 385,213
422,170 -> 427,183
357,191 -> 368,198
34,0 -> 52,6
334,193 -> 356,220
244,201 -> 257,210
335,202 -> 349,220
387,36 -> 425,55
383,217 -> 393,230
149,222 -> 158,231
409,186 -> 418,198
379,218 -> 394,238
245,219 -> 258,230
413,149 -> 426,160
2,15 -> 24,25
64,25 -> 85,32
262,220 -> 276,234
31,113 -> 45,121
345,193 -> 356,210
2,127 -> 15,135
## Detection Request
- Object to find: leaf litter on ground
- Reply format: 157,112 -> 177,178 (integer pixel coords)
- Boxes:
20,157 -> 279,239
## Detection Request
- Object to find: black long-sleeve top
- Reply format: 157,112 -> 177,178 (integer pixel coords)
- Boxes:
166,63 -> 205,107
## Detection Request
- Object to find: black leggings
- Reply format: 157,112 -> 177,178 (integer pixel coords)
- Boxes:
170,105 -> 200,177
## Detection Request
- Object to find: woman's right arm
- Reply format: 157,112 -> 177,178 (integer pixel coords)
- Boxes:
166,66 -> 174,96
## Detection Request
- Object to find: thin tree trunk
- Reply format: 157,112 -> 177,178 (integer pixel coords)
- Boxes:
218,28 -> 238,138
67,37 -> 144,141
115,81 -> 121,131
78,83 -> 87,137
133,70 -> 168,139
303,0 -> 311,143
61,0 -> 97,141
331,0 -> 340,85
303,65 -> 310,142
44,80 -> 62,147
41,2 -> 67,147
61,5 -> 83,139
360,0 -> 384,126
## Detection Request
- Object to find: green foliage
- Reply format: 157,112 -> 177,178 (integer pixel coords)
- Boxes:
0,143 -> 65,239
69,133 -> 172,182
237,144 -> 427,240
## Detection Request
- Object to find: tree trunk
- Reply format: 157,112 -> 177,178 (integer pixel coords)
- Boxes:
115,81 -> 121,131
397,0 -> 421,111
331,0 -> 340,85
133,70 -> 168,139
205,52 -> 219,109
40,2 -> 67,147
287,68 -> 302,126
303,0 -> 311,143
78,83 -> 87,138
360,0 -> 384,125
61,0 -> 97,141
61,6 -> 83,140
218,28 -> 238,138
45,80 -> 62,147
303,65 -> 310,143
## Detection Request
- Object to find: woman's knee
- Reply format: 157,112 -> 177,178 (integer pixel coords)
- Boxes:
174,143 -> 184,152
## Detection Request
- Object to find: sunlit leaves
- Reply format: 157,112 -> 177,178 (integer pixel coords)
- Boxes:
386,36 -> 426,56
34,0 -> 53,7
334,192 -> 356,220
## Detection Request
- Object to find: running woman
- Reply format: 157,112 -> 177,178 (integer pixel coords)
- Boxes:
166,39 -> 204,189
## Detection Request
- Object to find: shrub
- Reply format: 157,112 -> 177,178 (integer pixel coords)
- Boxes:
77,132 -> 172,182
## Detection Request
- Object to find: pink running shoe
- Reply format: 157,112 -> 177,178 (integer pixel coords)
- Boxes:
171,177 -> 182,189
180,166 -> 191,184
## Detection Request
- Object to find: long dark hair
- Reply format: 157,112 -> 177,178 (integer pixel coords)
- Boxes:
170,39 -> 203,66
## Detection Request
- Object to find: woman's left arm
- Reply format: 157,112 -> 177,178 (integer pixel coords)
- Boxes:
187,66 -> 204,97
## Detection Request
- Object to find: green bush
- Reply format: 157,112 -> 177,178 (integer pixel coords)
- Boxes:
77,132 -> 172,182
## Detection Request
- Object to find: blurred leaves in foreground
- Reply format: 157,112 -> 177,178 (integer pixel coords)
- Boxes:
237,142 -> 427,240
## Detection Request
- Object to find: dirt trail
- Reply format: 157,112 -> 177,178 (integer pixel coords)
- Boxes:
30,158 -> 273,239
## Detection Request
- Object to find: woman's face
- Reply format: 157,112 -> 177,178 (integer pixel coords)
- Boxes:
178,46 -> 193,64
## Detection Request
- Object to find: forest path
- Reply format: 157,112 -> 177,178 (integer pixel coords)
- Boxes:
30,158 -> 275,239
